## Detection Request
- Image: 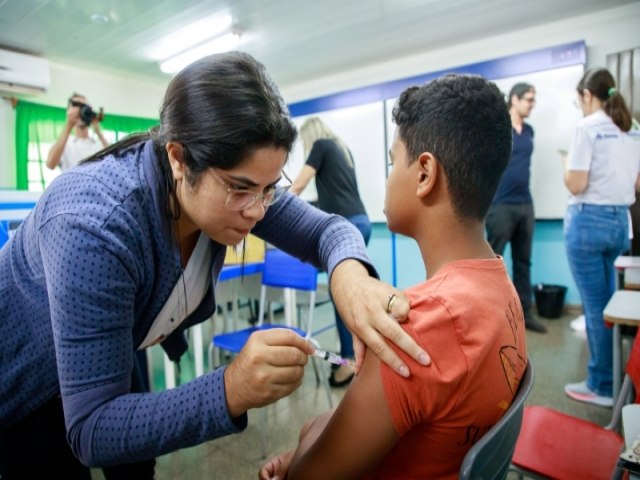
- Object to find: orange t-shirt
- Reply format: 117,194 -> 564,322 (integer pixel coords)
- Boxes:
369,258 -> 528,479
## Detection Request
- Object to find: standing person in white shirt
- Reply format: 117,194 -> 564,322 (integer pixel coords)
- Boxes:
562,68 -> 640,408
46,93 -> 108,170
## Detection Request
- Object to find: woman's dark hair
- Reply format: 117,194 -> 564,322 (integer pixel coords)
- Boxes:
577,68 -> 632,132
85,51 -> 297,219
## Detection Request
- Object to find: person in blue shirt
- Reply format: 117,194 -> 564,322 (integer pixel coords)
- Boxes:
486,82 -> 547,333
0,52 -> 429,479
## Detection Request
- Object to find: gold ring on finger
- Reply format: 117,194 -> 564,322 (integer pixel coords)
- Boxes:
386,294 -> 397,314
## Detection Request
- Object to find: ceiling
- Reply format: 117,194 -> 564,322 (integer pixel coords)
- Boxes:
0,0 -> 636,89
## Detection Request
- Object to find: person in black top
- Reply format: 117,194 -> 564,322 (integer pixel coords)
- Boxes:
291,117 -> 371,386
486,82 -> 547,333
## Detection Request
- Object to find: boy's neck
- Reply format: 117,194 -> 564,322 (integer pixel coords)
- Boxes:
416,216 -> 495,279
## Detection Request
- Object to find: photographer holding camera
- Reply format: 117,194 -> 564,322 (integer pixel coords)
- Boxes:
46,92 -> 108,171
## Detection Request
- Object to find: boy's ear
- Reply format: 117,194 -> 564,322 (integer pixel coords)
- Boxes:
166,142 -> 186,181
416,152 -> 438,198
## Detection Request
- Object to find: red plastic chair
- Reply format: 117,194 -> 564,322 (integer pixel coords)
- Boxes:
628,330 -> 640,404
509,335 -> 640,480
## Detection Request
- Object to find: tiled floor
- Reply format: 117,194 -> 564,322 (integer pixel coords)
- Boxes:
92,301 -> 615,479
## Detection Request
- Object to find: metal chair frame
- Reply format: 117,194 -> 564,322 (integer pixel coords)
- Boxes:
459,359 -> 535,480
208,248 -> 334,458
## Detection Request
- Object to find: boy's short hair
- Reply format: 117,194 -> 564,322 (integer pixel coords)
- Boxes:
392,74 -> 512,220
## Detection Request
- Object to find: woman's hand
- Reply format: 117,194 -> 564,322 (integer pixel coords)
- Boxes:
330,259 -> 430,377
66,104 -> 81,127
224,328 -> 314,418
259,451 -> 294,480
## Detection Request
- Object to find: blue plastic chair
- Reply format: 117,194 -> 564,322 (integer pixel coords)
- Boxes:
209,248 -> 334,457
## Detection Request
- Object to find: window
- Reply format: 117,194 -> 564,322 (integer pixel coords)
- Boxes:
15,101 -> 158,191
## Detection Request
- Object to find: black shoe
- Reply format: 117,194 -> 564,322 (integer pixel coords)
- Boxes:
525,314 -> 547,333
329,370 -> 355,388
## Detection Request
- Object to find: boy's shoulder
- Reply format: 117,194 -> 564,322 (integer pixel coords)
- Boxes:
405,258 -> 509,301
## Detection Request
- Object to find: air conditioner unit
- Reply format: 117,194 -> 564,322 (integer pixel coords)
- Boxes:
0,49 -> 50,96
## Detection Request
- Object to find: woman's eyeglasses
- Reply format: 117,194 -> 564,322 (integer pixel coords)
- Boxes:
209,168 -> 292,211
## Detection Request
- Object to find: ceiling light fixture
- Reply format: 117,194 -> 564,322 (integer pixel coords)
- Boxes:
159,30 -> 241,74
150,14 -> 233,61
90,13 -> 110,24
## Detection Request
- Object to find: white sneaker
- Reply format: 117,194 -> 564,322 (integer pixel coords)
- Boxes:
570,315 -> 586,332
564,380 -> 591,394
564,381 -> 613,407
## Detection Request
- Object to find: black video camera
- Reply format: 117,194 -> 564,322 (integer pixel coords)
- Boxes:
68,99 -> 104,127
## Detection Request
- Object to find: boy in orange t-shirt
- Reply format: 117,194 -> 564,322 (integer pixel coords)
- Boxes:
260,74 -> 528,480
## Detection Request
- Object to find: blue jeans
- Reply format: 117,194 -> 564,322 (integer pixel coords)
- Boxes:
335,214 -> 371,359
564,204 -> 630,397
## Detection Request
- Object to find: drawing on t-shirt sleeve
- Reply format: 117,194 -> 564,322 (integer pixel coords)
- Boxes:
500,296 -> 527,394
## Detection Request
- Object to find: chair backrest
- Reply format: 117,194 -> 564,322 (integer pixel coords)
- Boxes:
459,359 -> 535,480
627,333 -> 640,404
257,249 -> 318,336
605,333 -> 640,432
261,248 -> 318,291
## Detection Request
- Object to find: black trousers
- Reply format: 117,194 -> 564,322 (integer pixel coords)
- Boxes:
486,202 -> 535,314
0,352 -> 155,479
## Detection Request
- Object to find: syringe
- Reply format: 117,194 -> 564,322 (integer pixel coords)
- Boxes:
312,349 -> 355,366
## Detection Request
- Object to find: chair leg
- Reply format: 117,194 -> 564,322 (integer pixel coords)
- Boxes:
309,339 -> 334,408
310,356 -> 321,384
259,406 -> 268,459
315,357 -> 334,408
163,353 -> 176,389
214,346 -> 222,369
611,465 -> 625,480
192,323 -> 204,377
207,343 -> 214,372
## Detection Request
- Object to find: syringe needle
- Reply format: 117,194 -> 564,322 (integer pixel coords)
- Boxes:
312,349 -> 355,366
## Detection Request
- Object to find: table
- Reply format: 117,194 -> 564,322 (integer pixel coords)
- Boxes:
615,256 -> 640,270
615,256 -> 640,290
0,190 -> 40,247
604,290 -> 640,401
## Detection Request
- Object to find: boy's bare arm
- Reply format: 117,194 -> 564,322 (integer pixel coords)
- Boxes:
287,350 -> 400,479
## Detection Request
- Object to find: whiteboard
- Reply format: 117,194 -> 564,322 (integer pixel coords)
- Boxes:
288,101 -> 387,221
382,64 -> 585,219
289,48 -> 585,220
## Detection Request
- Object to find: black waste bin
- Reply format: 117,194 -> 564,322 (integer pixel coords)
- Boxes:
534,284 -> 567,319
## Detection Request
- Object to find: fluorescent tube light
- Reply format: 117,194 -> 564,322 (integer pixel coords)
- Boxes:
150,13 -> 233,61
159,32 -> 241,74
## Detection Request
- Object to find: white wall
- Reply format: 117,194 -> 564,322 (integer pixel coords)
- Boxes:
278,2 -> 640,220
0,98 -> 16,188
40,62 -> 168,117
280,3 -> 640,102
2,2 -> 638,189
